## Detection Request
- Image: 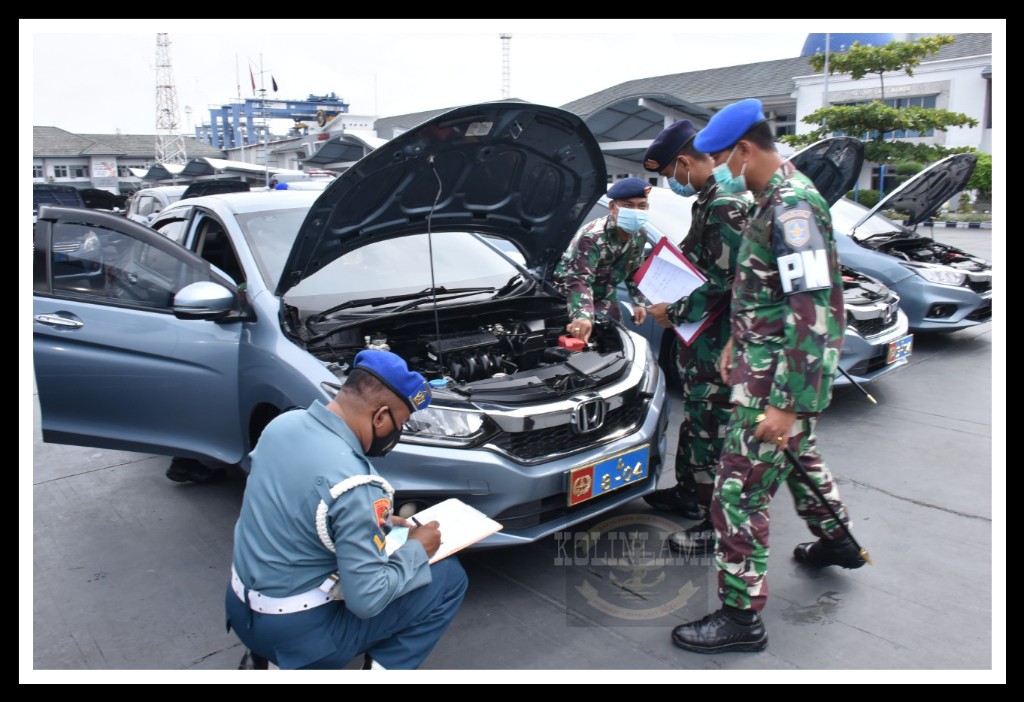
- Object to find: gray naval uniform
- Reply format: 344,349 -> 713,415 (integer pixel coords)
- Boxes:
225,401 -> 468,669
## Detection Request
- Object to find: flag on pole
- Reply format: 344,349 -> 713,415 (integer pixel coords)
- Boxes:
271,75 -> 279,92
249,65 -> 256,94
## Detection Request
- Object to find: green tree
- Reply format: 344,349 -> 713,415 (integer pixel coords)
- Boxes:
967,151 -> 992,200
780,35 -> 979,164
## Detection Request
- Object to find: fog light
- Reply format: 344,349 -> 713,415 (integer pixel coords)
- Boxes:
927,303 -> 957,319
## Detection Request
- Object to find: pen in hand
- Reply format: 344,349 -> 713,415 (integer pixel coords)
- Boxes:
410,516 -> 422,527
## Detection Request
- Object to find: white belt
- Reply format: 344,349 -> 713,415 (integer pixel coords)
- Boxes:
231,565 -> 341,615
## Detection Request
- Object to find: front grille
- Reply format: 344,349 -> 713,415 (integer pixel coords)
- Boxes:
488,396 -> 647,461
847,347 -> 890,376
848,313 -> 899,339
965,299 -> 992,322
967,278 -> 992,294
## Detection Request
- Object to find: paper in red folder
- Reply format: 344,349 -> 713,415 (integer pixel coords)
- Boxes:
633,237 -> 723,346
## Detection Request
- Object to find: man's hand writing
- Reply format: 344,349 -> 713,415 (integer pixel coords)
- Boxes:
409,519 -> 442,558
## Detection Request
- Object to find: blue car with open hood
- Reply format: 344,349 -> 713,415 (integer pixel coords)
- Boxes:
33,102 -> 669,549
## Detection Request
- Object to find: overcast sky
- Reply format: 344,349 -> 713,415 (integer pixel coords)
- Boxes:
23,18 -> 1004,136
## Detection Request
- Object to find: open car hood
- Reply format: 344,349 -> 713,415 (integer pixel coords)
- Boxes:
788,136 -> 865,207
850,152 -> 978,229
276,102 -> 607,296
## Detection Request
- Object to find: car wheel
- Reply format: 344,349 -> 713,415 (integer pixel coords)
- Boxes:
658,330 -> 683,393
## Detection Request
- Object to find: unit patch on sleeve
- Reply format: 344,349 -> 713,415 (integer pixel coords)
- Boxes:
772,201 -> 830,294
373,498 -> 392,532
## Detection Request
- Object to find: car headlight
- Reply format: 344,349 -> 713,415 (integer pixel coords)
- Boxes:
905,264 -> 966,287
403,406 -> 486,445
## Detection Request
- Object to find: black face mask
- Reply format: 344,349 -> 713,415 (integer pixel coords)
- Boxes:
365,406 -> 402,458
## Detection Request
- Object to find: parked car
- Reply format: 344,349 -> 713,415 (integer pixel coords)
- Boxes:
823,153 -> 992,333
126,180 -> 250,225
33,102 -> 669,549
33,183 -> 86,220
79,188 -> 128,213
591,137 -> 912,392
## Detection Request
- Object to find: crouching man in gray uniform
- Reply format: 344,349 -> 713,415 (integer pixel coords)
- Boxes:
226,349 -> 468,669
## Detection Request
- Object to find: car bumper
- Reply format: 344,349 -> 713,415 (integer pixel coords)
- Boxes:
837,310 -> 912,385
891,276 -> 992,332
373,367 -> 670,548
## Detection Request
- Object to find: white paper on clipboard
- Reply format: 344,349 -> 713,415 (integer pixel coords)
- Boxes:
633,237 -> 720,346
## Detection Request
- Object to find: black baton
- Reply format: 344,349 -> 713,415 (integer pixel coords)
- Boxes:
836,365 -> 877,405
781,445 -> 872,565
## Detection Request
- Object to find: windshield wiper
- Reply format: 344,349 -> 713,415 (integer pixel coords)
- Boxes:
390,287 -> 497,313
313,286 -> 494,322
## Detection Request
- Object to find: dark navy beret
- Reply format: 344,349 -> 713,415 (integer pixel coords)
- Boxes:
693,98 -> 767,154
643,120 -> 698,172
354,350 -> 432,412
607,177 -> 652,200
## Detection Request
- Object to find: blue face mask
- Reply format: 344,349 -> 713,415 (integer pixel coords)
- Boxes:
711,143 -> 748,194
668,160 -> 696,197
614,206 -> 648,234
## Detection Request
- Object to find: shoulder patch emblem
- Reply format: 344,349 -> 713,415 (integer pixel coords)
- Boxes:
373,498 -> 392,530
778,207 -> 812,247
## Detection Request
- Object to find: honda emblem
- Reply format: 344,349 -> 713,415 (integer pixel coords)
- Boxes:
572,398 -> 607,434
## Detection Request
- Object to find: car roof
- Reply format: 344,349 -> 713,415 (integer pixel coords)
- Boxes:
163,189 -> 322,216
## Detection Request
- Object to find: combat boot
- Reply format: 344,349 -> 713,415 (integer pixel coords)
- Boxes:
672,606 -> 768,654
793,534 -> 866,569
666,518 -> 715,555
642,485 -> 702,520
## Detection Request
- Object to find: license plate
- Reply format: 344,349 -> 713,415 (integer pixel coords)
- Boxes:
568,445 -> 650,507
887,334 -> 913,364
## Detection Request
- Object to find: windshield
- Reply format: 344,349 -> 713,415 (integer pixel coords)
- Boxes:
239,214 -> 521,314
830,198 -> 905,240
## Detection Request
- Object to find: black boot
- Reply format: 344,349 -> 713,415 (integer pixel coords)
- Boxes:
165,457 -> 226,484
672,606 -> 768,654
666,518 -> 715,555
642,485 -> 702,519
238,649 -> 269,669
793,534 -> 866,569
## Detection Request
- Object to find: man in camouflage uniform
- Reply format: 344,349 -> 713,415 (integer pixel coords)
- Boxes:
638,120 -> 755,544
671,99 -> 865,655
553,178 -> 652,343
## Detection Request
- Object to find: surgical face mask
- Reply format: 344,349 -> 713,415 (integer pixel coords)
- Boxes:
668,160 -> 696,197
614,206 -> 649,234
365,406 -> 402,457
711,143 -> 748,194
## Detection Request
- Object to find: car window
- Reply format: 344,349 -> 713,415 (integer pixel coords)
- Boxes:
48,221 -> 206,310
237,207 -> 309,289
137,195 -> 159,217
831,198 -> 902,238
195,215 -> 245,286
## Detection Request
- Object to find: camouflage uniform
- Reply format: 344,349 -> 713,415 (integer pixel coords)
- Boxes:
663,182 -> 753,505
553,214 -> 651,323
712,160 -> 852,612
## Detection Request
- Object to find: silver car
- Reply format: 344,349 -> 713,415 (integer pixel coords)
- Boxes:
33,102 -> 669,549
827,153 -> 992,333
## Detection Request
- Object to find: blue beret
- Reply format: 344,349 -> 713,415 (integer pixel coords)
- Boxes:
693,98 -> 767,154
353,350 -> 432,412
274,182 -> 289,190
607,177 -> 652,201
643,120 -> 698,172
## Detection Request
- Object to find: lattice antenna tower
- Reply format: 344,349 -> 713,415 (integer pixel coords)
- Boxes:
155,33 -> 188,165
500,34 -> 511,99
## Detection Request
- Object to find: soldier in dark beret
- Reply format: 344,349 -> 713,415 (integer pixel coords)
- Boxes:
552,177 -> 654,343
639,120 -> 755,556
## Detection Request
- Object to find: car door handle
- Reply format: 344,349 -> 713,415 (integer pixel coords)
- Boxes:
34,313 -> 84,329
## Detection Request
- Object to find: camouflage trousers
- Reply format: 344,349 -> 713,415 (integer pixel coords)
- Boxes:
674,366 -> 732,509
710,405 -> 852,612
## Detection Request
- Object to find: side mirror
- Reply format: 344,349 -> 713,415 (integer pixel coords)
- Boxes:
173,281 -> 237,320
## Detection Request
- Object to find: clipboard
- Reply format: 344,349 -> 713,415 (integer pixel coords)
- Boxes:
633,237 -> 723,346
